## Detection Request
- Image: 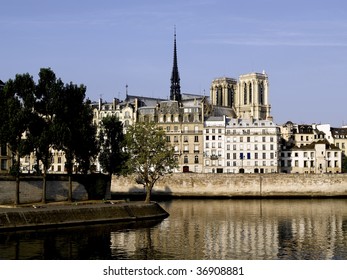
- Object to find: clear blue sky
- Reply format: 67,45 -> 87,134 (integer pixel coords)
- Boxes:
1,0 -> 347,126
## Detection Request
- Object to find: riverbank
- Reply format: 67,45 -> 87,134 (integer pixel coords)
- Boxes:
111,173 -> 347,198
0,201 -> 169,231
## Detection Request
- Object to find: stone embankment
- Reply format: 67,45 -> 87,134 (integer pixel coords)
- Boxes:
0,178 -> 88,204
0,202 -> 169,231
111,173 -> 347,197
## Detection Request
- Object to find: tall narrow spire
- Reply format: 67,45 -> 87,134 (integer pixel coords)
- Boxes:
170,26 -> 181,102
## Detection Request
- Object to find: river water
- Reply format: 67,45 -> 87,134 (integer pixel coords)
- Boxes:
1,199 -> 347,260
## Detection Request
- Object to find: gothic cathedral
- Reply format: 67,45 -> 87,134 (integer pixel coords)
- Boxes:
210,72 -> 272,121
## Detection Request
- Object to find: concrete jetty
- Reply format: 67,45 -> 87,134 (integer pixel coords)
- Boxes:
0,201 -> 169,231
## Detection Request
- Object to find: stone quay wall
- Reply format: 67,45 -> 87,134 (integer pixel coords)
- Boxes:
111,173 -> 347,197
0,179 -> 88,204
0,202 -> 169,231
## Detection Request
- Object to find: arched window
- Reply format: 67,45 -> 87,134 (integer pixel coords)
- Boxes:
259,82 -> 264,105
244,83 -> 247,105
249,83 -> 252,104
228,87 -> 234,107
216,87 -> 222,106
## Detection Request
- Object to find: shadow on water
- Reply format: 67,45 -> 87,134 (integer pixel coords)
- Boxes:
0,219 -> 165,260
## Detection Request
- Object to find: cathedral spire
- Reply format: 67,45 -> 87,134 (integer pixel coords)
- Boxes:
170,26 -> 181,102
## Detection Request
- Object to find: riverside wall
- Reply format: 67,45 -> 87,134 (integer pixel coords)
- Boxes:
111,173 -> 347,197
0,179 -> 88,204
0,202 -> 169,231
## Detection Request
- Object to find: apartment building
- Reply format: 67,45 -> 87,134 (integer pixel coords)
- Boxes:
204,117 -> 280,173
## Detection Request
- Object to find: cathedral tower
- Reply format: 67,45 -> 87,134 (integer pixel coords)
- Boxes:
210,72 -> 271,120
170,28 -> 181,102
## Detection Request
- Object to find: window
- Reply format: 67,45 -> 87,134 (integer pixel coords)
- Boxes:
1,144 -> 7,156
166,136 -> 171,142
194,156 -> 199,164
184,136 -> 188,142
247,153 -> 251,159
249,83 -> 252,104
194,136 -> 199,142
206,136 -> 209,140
1,159 -> 7,170
184,156 -> 188,164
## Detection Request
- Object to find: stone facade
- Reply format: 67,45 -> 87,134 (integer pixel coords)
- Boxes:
112,173 -> 347,197
204,116 -> 280,173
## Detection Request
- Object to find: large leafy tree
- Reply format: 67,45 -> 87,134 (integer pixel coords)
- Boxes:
0,74 -> 36,205
54,82 -> 97,201
125,122 -> 178,203
30,68 -> 65,203
74,98 -> 98,174
98,115 -> 127,175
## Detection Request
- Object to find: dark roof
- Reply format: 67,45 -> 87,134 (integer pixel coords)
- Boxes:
331,127 -> 347,136
294,139 -> 339,151
297,124 -> 313,134
211,106 -> 236,118
124,94 -> 166,107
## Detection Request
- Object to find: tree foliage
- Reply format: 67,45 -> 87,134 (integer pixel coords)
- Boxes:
0,73 -> 36,204
98,115 -> 127,175
0,68 -> 98,204
125,122 -> 178,203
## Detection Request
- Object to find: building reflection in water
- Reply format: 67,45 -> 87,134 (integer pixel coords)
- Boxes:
110,199 -> 347,259
1,199 -> 347,259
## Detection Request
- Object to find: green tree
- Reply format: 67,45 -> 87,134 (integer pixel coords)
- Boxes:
98,115 -> 127,175
125,122 -> 178,203
0,74 -> 36,205
54,82 -> 96,201
29,68 -> 64,203
74,98 -> 98,174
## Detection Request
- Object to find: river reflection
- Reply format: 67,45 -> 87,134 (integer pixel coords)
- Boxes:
1,199 -> 347,259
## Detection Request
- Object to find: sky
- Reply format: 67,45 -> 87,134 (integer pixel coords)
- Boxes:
1,0 -> 347,126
